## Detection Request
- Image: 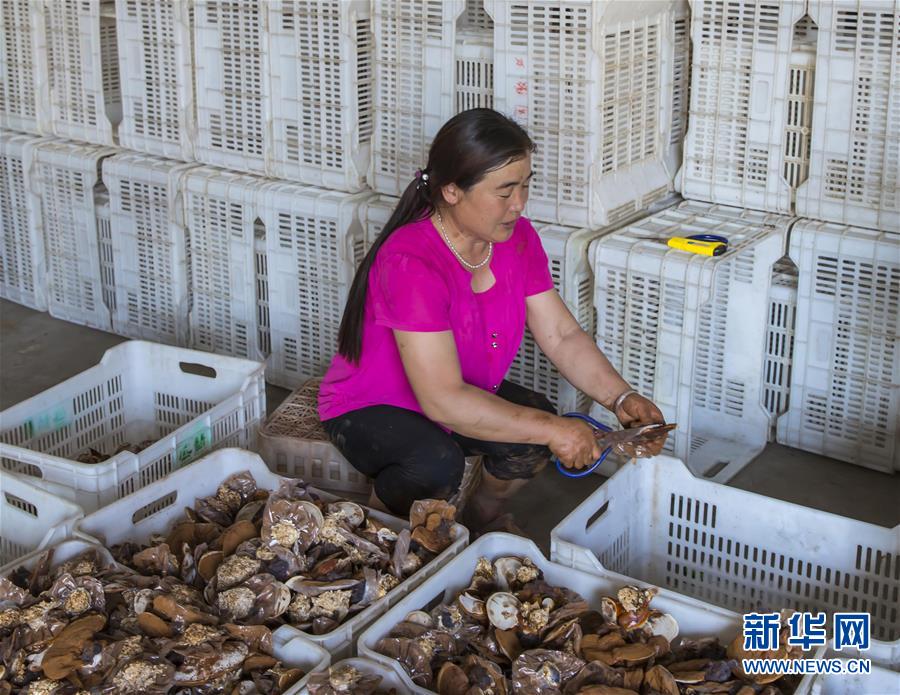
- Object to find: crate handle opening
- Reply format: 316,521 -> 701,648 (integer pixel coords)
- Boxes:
132,490 -> 178,524
585,500 -> 610,533
4,492 -> 39,518
179,361 -> 217,379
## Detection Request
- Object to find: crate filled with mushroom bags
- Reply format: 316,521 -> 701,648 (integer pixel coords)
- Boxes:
358,533 -> 823,695
0,538 -> 331,694
73,448 -> 468,661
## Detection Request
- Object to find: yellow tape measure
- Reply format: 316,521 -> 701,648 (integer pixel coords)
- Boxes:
666,236 -> 727,257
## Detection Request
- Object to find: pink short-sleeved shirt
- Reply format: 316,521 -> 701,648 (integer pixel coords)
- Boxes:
317,215 -> 554,423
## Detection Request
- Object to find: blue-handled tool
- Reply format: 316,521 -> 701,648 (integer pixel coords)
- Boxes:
554,412 -> 614,478
554,415 -> 678,478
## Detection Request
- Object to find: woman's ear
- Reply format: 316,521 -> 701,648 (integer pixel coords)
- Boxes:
440,183 -> 462,206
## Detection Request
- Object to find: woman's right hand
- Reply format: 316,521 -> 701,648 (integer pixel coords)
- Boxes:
548,416 -> 603,470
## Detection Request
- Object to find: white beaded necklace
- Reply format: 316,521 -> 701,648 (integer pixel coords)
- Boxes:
435,210 -> 493,271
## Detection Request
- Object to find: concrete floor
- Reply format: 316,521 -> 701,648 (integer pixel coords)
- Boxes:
2,299 -> 898,555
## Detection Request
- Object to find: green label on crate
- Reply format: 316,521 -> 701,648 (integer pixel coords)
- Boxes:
175,424 -> 212,468
23,403 -> 73,439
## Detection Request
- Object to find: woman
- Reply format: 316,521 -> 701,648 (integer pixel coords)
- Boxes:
319,108 -> 664,531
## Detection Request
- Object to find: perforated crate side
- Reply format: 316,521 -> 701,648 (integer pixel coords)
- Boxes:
28,140 -> 118,330
680,0 -> 806,213
0,341 -> 265,511
588,201 -> 793,482
267,0 -> 372,192
370,0 -> 465,196
762,261 -> 799,436
184,167 -> 267,360
455,31 -> 493,113
508,223 -> 604,414
103,152 -> 197,345
359,193 -> 398,253
39,0 -> 119,145
796,0 -> 900,233
488,0 -> 682,228
0,132 -> 48,311
115,0 -> 195,160
550,456 -> 900,642
262,183 -> 373,389
0,0 -> 48,134
778,220 -> 900,472
193,0 -> 269,174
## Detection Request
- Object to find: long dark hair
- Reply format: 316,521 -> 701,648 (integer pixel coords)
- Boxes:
338,108 -> 535,363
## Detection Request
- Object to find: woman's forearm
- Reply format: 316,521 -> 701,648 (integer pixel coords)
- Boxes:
418,383 -> 559,445
545,328 -> 631,411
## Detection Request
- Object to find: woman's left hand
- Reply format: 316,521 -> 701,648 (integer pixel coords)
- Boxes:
614,393 -> 669,458
615,392 -> 664,428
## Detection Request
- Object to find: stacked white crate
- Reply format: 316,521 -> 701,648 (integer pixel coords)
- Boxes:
0,132 -> 48,311
184,166 -> 374,387
797,0 -> 900,233
778,220 -> 900,472
193,0 -> 269,174
680,0 -> 808,213
266,0 -> 374,192
27,139 -> 118,330
508,224 -> 604,414
261,182 -> 372,388
489,0 -> 687,227
183,166 -> 266,360
0,0 -> 48,134
359,194 -> 398,252
115,0 -> 195,160
38,0 -> 121,145
370,0 -> 465,196
103,152 -> 198,345
588,200 -> 793,482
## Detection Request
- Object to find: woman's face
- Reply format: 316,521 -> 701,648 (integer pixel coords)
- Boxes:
443,154 -> 533,243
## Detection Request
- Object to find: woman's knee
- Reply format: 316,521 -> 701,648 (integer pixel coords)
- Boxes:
373,440 -> 466,514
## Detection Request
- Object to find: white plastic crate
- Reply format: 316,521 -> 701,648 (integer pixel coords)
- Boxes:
193,0 -> 269,174
28,139 -> 119,331
588,200 -> 793,482
76,448 -> 468,660
183,166 -> 269,361
0,0 -> 48,134
680,1 -> 809,213
359,193 -> 398,253
37,0 -> 120,145
454,30 -> 493,113
267,0 -> 373,192
370,0 -> 465,196
762,260 -> 799,437
103,152 -> 198,345
0,131 -> 48,311
262,182 -> 371,389
0,472 -> 83,568
551,456 -> 900,644
0,340 -> 266,512
460,0 -> 492,32
508,223 -> 605,414
488,0 -> 685,227
299,658 -> 414,695
359,532 -> 760,695
778,220 -> 900,472
796,0 -> 900,233
0,538 -> 331,693
800,661 -> 900,695
115,0 -> 196,160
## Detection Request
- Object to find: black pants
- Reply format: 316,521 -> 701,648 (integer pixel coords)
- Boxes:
321,381 -> 555,516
